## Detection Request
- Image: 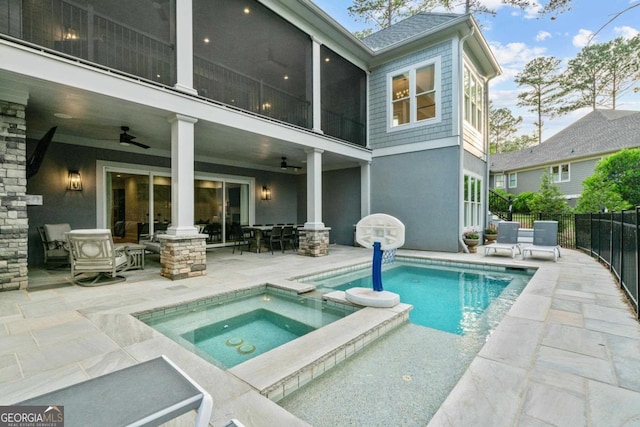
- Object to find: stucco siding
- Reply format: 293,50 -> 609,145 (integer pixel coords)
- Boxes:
368,40 -> 454,150
371,147 -> 459,252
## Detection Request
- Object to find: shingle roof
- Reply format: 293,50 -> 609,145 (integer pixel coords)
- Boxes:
489,109 -> 640,172
361,12 -> 462,51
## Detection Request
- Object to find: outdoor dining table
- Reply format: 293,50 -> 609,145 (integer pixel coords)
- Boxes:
246,225 -> 302,253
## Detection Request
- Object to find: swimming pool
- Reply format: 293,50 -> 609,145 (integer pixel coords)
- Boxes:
301,257 -> 534,337
137,287 -> 358,369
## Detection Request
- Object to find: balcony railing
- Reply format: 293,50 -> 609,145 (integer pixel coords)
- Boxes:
1,0 -> 366,146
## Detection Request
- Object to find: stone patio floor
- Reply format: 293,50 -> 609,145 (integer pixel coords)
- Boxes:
0,245 -> 639,426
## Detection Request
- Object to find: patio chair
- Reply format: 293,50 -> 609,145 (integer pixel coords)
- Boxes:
521,220 -> 561,262
17,355 -> 213,427
282,225 -> 296,252
483,221 -> 520,259
233,226 -> 256,254
38,223 -> 71,268
269,225 -> 283,254
66,229 -> 129,286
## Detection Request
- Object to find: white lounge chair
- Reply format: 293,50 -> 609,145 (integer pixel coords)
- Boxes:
17,355 -> 213,427
483,221 -> 520,259
521,220 -> 561,262
66,229 -> 129,285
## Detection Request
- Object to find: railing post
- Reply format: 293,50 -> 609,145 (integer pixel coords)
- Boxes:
636,207 -> 640,319
507,196 -> 513,221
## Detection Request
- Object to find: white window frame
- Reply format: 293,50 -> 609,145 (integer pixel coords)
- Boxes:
550,163 -> 570,183
494,174 -> 505,188
463,63 -> 485,134
387,57 -> 441,131
463,172 -> 483,230
508,172 -> 517,188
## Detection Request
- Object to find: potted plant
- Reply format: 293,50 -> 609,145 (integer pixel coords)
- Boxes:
463,230 -> 480,253
484,227 -> 497,244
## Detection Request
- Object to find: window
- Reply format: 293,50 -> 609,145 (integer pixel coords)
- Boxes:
508,173 -> 517,188
464,174 -> 482,229
494,174 -> 505,188
551,164 -> 569,182
464,64 -> 484,133
389,58 -> 440,129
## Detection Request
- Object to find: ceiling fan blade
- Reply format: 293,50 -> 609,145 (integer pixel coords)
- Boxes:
129,140 -> 150,149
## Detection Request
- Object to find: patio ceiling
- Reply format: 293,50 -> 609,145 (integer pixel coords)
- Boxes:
1,68 -> 365,174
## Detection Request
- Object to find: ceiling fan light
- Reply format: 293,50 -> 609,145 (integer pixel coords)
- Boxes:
120,141 -> 130,146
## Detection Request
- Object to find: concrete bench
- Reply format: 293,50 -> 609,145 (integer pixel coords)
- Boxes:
17,356 -> 212,427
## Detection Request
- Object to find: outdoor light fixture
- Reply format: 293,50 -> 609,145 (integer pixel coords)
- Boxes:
261,186 -> 271,200
67,170 -> 83,191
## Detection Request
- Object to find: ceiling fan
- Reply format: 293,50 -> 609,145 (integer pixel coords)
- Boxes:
280,157 -> 302,171
119,126 -> 150,149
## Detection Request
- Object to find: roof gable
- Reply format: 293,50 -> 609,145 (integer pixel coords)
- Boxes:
490,109 -> 640,172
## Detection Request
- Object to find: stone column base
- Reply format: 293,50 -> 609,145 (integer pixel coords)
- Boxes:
159,234 -> 207,280
298,228 -> 331,257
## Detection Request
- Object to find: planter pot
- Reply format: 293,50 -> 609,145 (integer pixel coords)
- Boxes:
485,234 -> 497,244
463,238 -> 480,253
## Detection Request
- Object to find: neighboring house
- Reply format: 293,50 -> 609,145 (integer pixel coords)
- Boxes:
0,0 -> 499,289
489,110 -> 640,207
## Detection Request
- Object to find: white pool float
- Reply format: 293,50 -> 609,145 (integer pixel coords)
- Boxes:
345,287 -> 400,308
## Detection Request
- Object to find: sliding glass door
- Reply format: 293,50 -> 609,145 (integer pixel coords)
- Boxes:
103,164 -> 253,245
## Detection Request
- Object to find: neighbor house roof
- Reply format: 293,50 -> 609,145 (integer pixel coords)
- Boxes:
490,109 -> 640,172
362,12 -> 462,51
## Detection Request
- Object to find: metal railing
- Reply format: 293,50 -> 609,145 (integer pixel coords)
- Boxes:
575,209 -> 639,318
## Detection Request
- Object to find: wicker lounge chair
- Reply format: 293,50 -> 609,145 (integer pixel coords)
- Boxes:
483,221 -> 520,259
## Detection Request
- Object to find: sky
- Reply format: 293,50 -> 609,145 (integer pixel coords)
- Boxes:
311,0 -> 640,140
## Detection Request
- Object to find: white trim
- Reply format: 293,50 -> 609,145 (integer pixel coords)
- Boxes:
371,136 -> 458,158
508,172 -> 517,188
386,57 -> 442,132
550,163 -> 570,183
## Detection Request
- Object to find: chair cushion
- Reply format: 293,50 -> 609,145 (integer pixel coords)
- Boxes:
44,223 -> 71,242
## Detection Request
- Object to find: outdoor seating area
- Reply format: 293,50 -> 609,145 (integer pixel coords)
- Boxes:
484,220 -> 561,262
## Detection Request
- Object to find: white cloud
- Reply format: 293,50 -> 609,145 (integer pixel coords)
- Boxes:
488,41 -> 546,67
572,29 -> 594,48
535,31 -> 552,41
614,25 -> 639,39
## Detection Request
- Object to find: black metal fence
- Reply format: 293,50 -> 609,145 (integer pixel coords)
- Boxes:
575,209 -> 639,318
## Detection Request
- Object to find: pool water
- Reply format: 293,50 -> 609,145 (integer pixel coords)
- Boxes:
182,309 -> 315,368
139,288 -> 356,368
306,261 -> 532,336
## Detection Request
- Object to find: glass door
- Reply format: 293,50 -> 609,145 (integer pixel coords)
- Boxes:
106,171 -> 150,243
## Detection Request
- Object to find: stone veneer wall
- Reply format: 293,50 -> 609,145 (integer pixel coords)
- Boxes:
0,101 -> 28,290
298,228 -> 330,257
159,235 -> 207,280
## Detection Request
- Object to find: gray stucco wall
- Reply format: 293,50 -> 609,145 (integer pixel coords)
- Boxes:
26,141 -> 303,266
371,147 -> 460,252
368,40 -> 454,150
323,167 -> 361,246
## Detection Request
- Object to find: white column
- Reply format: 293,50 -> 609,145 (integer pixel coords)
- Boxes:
304,148 -> 324,229
174,0 -> 197,95
360,161 -> 371,218
312,37 -> 322,133
167,114 -> 198,236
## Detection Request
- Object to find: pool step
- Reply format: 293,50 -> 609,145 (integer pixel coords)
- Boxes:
228,302 -> 412,401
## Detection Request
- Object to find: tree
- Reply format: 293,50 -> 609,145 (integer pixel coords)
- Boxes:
558,37 -> 640,113
595,148 -> 640,206
574,174 -> 631,213
502,134 -> 537,153
348,0 -> 575,35
514,57 -> 563,145
489,106 -> 522,153
527,170 -> 571,213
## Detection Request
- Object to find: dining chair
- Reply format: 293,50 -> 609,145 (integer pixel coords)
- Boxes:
269,226 -> 283,254
282,225 -> 296,252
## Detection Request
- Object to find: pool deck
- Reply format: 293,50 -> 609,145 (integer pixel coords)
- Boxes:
1,245 -> 639,426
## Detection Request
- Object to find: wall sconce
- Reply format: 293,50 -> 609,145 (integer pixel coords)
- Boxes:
67,170 -> 83,191
261,185 -> 271,200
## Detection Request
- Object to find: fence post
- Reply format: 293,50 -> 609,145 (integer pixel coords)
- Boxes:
636,207 -> 640,320
507,196 -> 513,221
